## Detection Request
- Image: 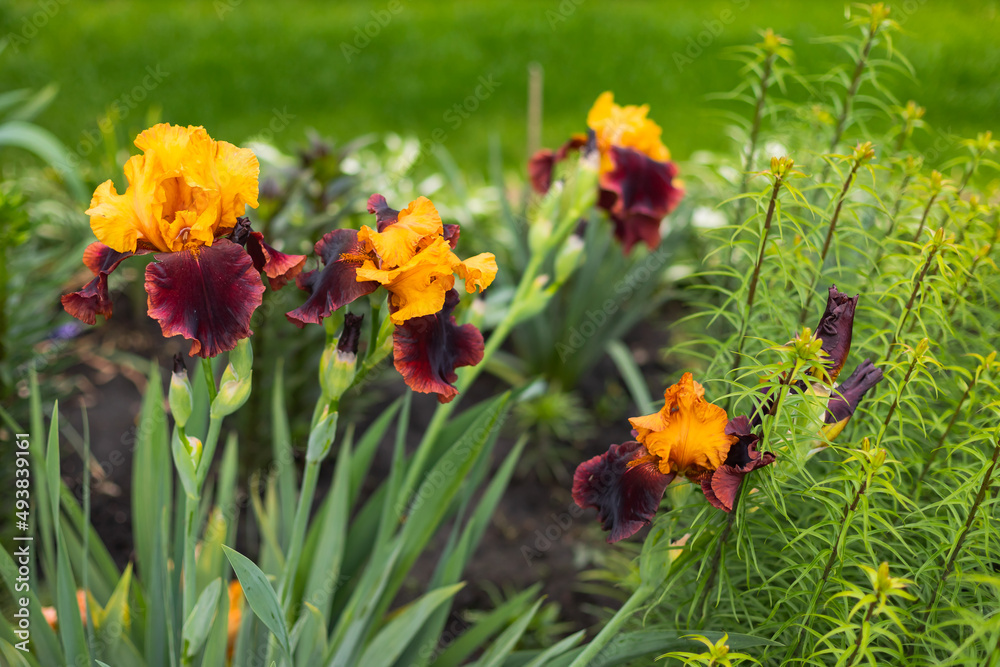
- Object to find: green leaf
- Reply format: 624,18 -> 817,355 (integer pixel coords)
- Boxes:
607,339 -> 654,414
301,434 -> 352,622
199,580 -> 231,667
474,599 -> 543,667
96,563 -> 132,650
182,578 -> 222,659
0,548 -> 62,666
522,631 -> 586,667
223,546 -> 291,658
0,120 -> 86,200
271,359 -> 297,546
354,583 -> 465,667
546,630 -> 780,667
435,586 -> 540,667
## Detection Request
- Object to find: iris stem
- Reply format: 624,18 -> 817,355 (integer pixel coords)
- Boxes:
180,414 -> 221,665
568,585 -> 654,667
914,440 -> 1000,638
278,459 -> 321,612
201,357 -> 217,402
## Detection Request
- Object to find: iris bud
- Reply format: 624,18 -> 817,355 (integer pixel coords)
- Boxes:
320,313 -> 363,401
169,354 -> 193,428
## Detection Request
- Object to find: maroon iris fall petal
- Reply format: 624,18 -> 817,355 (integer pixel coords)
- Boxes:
528,134 -> 590,195
285,229 -> 379,328
144,239 -> 265,358
701,415 -> 776,513
391,289 -> 484,404
245,231 -> 306,290
599,146 -> 684,254
60,242 -> 136,324
825,359 -> 884,426
814,286 -> 859,382
572,441 -> 674,543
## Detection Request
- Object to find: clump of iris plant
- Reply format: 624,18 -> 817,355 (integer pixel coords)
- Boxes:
574,285 -> 885,543
61,123 -> 304,357
529,91 -> 684,253
286,193 -> 498,403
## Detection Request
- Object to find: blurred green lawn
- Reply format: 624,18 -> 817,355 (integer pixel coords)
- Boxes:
2,0 -> 998,173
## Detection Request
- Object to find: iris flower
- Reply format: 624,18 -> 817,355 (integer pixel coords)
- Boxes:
573,373 -> 770,542
61,124 -> 304,357
752,286 -> 884,438
286,194 -> 497,403
529,91 -> 684,252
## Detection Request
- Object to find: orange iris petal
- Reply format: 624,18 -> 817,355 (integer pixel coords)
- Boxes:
628,372 -> 735,477
587,91 -> 671,173
86,123 -> 259,254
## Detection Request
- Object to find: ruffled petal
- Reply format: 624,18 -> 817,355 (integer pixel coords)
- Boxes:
442,223 -> 461,248
391,289 -> 483,403
356,236 -> 458,324
599,146 -> 683,253
572,441 -> 674,543
213,140 -> 261,231
86,179 -> 140,253
359,195 -> 443,269
456,253 -> 498,293
285,229 -> 378,327
702,416 -> 776,512
144,239 -> 265,357
822,359 -> 884,441
628,373 -> 734,476
244,230 -> 306,290
366,193 -> 399,231
61,243 -> 134,324
813,286 -> 858,382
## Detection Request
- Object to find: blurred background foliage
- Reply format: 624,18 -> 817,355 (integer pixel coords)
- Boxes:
1,0 -> 998,172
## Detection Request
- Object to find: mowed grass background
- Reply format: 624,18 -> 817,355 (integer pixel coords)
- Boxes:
2,0 -> 998,174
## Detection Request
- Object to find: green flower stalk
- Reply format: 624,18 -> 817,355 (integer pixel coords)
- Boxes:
731,156 -> 797,379
799,142 -> 874,323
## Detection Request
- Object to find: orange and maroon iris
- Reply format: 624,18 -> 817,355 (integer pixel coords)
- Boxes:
286,194 -> 497,403
61,124 -> 304,357
529,91 -> 684,253
573,373 -> 774,542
